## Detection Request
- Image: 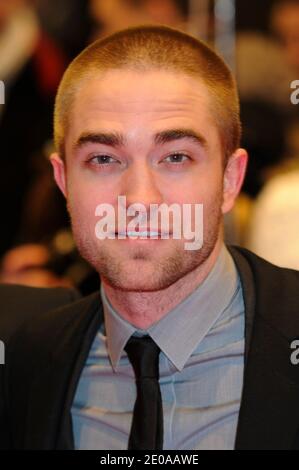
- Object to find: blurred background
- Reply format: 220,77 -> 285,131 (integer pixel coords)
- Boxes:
1,0 -> 299,294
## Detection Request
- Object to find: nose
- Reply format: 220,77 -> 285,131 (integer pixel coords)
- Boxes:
119,161 -> 164,210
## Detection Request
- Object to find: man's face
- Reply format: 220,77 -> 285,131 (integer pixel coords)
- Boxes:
51,69 -> 246,291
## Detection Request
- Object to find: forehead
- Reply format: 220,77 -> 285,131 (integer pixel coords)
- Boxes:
67,69 -> 219,146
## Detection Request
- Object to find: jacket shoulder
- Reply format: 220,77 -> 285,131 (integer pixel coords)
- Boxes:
8,291 -> 101,360
0,284 -> 81,344
229,245 -> 299,337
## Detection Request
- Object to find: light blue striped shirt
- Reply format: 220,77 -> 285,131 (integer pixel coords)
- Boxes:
72,244 -> 245,449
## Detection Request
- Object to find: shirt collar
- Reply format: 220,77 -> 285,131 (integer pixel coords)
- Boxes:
100,243 -> 239,372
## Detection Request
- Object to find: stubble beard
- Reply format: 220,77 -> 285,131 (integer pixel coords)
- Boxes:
69,197 -> 223,293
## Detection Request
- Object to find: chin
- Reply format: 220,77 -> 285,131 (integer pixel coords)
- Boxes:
103,277 -> 163,292
103,264 -> 163,292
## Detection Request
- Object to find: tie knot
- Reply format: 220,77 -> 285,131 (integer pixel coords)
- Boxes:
124,335 -> 160,380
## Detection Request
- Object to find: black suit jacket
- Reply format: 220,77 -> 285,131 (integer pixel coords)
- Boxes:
0,284 -> 81,345
2,246 -> 299,450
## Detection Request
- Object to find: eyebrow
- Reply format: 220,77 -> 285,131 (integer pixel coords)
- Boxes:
73,128 -> 207,152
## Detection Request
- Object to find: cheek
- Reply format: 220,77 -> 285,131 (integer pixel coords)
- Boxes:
168,173 -> 223,206
66,164 -> 118,204
67,185 -> 102,232
66,171 -> 111,211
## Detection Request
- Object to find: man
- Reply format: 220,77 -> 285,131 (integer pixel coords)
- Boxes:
2,25 -> 299,450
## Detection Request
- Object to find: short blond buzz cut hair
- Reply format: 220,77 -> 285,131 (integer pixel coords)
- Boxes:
54,25 -> 241,163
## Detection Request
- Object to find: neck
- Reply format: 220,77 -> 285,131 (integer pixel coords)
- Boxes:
101,237 -> 223,329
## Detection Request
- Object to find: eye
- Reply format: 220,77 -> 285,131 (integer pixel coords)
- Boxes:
88,154 -> 120,165
163,153 -> 191,164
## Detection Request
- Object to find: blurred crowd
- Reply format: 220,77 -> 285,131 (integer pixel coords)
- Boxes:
1,0 -> 299,293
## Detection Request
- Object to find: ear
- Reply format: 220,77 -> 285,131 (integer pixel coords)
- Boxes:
221,148 -> 248,214
50,153 -> 67,198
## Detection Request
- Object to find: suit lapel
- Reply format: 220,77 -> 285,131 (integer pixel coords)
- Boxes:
230,246 -> 299,450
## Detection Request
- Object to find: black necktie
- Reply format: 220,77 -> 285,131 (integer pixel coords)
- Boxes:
124,335 -> 163,450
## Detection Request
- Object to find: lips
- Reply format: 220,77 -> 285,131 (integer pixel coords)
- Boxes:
115,229 -> 172,237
